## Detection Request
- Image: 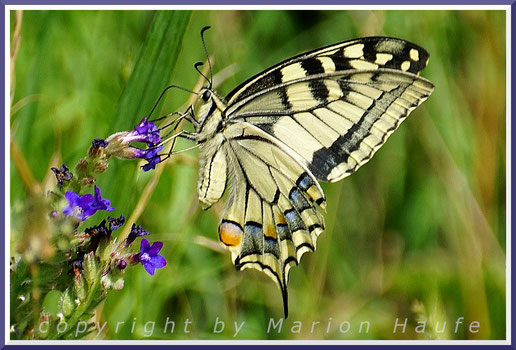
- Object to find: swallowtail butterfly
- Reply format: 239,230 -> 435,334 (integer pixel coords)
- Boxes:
175,28 -> 434,316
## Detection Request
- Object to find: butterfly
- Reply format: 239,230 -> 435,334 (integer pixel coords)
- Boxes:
172,27 -> 434,317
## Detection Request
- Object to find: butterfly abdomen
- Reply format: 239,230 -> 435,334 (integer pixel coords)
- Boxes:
197,131 -> 227,209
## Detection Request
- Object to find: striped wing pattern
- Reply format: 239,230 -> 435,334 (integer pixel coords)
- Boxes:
217,123 -> 326,316
197,37 -> 434,316
225,37 -> 434,182
230,70 -> 433,182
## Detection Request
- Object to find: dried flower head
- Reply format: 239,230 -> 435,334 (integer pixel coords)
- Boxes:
51,164 -> 73,187
125,223 -> 150,247
107,214 -> 125,231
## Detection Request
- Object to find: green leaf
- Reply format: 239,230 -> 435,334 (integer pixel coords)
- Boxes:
103,10 -> 191,208
42,290 -> 61,317
112,11 -> 192,130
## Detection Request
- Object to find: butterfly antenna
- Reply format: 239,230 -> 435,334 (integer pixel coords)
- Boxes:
200,26 -> 213,88
147,84 -> 198,121
194,62 -> 211,86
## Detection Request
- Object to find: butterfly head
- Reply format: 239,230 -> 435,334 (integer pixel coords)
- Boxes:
193,87 -> 214,128
192,86 -> 227,136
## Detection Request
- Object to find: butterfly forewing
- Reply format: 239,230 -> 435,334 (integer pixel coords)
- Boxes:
225,36 -> 430,106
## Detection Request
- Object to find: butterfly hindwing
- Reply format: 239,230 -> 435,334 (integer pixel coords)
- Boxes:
217,123 -> 326,316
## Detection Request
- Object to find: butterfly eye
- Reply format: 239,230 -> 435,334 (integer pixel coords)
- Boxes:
201,90 -> 211,102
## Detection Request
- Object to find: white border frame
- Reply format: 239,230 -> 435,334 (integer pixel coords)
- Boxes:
5,4 -> 512,345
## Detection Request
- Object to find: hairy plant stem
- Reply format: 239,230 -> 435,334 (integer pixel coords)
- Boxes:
49,273 -> 103,340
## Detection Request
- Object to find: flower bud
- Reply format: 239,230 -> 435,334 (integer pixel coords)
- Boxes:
76,159 -> 88,172
88,139 -> 109,158
101,271 -> 125,291
116,259 -> 127,270
73,274 -> 88,302
93,160 -> 109,173
83,252 -> 100,285
60,288 -> 75,318
82,177 -> 96,186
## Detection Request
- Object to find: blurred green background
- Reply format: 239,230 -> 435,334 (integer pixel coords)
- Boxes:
10,10 -> 506,340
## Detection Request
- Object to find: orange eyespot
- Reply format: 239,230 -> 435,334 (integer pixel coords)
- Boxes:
219,221 -> 243,247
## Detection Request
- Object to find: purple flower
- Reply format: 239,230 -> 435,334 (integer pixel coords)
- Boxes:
139,239 -> 166,276
133,118 -> 161,145
63,192 -> 92,220
51,164 -> 73,187
90,185 -> 114,211
137,146 -> 163,172
104,118 -> 164,171
125,223 -> 150,247
63,185 -> 114,221
107,118 -> 161,146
